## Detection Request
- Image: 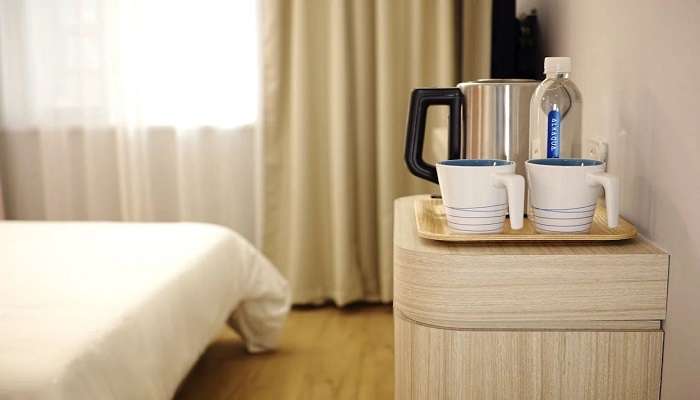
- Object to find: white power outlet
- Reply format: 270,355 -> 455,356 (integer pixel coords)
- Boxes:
585,137 -> 608,163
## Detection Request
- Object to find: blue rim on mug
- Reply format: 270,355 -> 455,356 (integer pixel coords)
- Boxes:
438,159 -> 513,167
527,158 -> 603,167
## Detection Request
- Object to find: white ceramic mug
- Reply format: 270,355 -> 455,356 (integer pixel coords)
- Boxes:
526,158 -> 619,233
436,159 -> 524,234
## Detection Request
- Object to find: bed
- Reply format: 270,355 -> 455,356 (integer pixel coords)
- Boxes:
0,221 -> 290,399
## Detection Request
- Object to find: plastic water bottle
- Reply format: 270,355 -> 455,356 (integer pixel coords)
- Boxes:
528,57 -> 582,159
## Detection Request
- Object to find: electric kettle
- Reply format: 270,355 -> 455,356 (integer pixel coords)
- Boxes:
405,79 -> 538,184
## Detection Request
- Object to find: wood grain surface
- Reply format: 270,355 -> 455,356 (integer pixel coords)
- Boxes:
395,197 -> 669,326
400,312 -> 661,331
415,197 -> 637,242
393,196 -> 667,399
395,196 -> 665,256
395,314 -> 663,400
176,305 -> 394,400
394,247 -> 669,324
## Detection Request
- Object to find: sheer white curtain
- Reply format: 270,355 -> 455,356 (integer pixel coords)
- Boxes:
0,0 -> 260,240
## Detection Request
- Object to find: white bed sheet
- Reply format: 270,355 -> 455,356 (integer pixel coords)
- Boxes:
0,221 -> 290,400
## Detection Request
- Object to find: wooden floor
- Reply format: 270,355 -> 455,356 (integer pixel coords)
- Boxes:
175,304 -> 394,400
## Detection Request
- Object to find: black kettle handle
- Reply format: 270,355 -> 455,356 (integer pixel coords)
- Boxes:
404,88 -> 463,184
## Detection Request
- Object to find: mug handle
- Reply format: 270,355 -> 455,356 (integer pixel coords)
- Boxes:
492,173 -> 525,230
586,172 -> 620,228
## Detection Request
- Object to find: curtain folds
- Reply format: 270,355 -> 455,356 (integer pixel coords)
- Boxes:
0,126 -> 258,239
0,0 -> 260,240
0,178 -> 4,219
261,0 -> 491,305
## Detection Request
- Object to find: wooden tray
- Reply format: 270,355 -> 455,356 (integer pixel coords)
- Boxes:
415,197 -> 637,242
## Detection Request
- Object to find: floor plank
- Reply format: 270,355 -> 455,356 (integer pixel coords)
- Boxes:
175,304 -> 394,400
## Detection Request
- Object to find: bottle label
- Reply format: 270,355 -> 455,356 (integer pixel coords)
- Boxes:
547,109 -> 561,158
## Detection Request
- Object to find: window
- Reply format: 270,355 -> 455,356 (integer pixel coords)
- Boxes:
1,0 -> 259,129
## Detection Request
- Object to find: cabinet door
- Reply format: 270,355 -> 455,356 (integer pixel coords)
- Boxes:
395,316 -> 663,400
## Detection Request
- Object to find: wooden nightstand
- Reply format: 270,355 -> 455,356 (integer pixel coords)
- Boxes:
393,195 -> 669,400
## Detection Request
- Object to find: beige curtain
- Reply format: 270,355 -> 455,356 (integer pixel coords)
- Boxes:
260,0 -> 491,305
0,177 -> 4,219
0,1 -> 260,239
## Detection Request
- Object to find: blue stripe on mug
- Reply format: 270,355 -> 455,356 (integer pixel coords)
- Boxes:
532,202 -> 596,212
445,203 -> 507,210
445,207 -> 508,213
447,221 -> 502,228
534,226 -> 590,233
448,220 -> 504,226
448,226 -> 502,233
532,208 -> 595,214
534,221 -> 593,228
532,213 -> 594,220
446,213 -> 507,219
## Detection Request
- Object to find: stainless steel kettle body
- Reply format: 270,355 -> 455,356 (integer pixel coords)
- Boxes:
405,79 -> 539,184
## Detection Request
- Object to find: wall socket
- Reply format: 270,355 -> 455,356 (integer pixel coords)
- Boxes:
585,137 -> 608,163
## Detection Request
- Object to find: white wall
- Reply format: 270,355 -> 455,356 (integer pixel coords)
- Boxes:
519,1 -> 700,398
